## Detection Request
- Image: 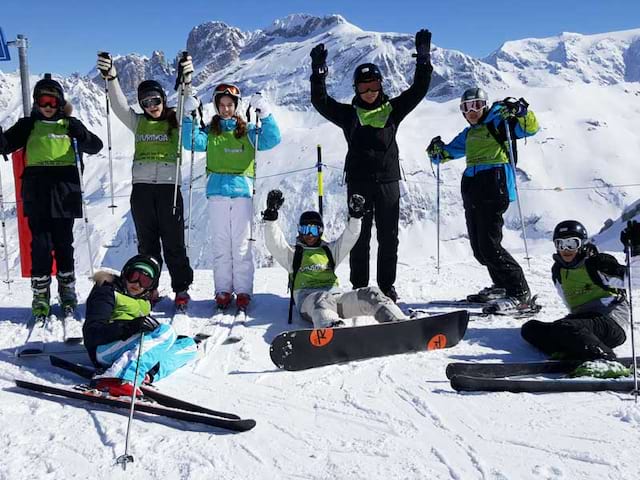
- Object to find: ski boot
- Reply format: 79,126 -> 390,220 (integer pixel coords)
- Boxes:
174,290 -> 190,312
381,286 -> 398,303
31,275 -> 52,320
94,378 -> 143,397
215,292 -> 232,311
236,293 -> 251,312
57,271 -> 78,316
483,291 -> 541,317
467,286 -> 507,303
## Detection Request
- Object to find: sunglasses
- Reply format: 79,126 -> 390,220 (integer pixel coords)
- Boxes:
298,224 -> 322,237
460,99 -> 487,114
214,83 -> 241,97
125,269 -> 155,289
554,237 -> 583,252
37,95 -> 59,109
140,96 -> 163,109
356,79 -> 382,94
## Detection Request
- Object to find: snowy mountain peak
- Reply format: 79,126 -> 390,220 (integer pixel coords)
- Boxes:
263,13 -> 352,38
186,21 -> 248,68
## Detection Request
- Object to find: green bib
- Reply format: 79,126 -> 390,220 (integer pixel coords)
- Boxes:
112,291 -> 151,321
559,264 -> 612,311
356,102 -> 393,128
134,118 -> 178,164
25,120 -> 75,167
206,130 -> 255,176
293,248 -> 339,291
465,124 -> 510,167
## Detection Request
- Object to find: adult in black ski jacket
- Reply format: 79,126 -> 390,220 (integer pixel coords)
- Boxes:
310,29 -> 433,301
0,75 -> 102,318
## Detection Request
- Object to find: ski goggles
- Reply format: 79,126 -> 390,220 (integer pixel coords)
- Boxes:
356,79 -> 382,94
214,83 -> 241,97
356,80 -> 382,95
125,269 -> 155,289
140,96 -> 163,109
460,99 -> 487,114
554,237 -> 583,252
298,224 -> 322,237
36,95 -> 60,109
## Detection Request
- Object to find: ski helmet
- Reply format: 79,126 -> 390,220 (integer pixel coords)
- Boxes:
137,80 -> 166,107
212,83 -> 241,114
33,74 -> 66,108
459,87 -> 489,115
353,63 -> 383,87
121,254 -> 161,294
553,220 -> 588,242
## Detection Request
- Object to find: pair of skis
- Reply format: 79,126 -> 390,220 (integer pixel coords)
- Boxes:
408,295 -> 542,320
447,356 -> 637,393
12,355 -> 255,432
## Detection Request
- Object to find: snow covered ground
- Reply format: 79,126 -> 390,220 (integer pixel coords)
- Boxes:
1,235 -> 639,479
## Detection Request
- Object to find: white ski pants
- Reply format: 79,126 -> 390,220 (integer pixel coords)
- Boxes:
208,196 -> 254,295
299,286 -> 406,328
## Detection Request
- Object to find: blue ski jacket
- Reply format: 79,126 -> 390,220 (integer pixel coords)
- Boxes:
182,115 -> 281,198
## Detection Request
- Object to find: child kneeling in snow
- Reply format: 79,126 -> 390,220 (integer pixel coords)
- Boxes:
83,255 -> 198,396
263,189 -> 407,328
521,220 -> 640,375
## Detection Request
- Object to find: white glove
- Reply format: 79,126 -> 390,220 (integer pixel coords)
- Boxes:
249,92 -> 270,119
179,56 -> 194,85
183,95 -> 201,118
96,53 -> 117,80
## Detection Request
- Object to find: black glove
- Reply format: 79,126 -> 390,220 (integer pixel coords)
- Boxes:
310,44 -> 328,78
67,117 -> 88,143
348,194 -> 366,219
133,315 -> 160,333
621,220 -> 640,256
262,189 -> 284,221
501,97 -> 529,118
415,29 -> 432,65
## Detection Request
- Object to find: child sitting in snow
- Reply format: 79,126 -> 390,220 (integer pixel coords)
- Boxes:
262,189 -> 407,328
83,255 -> 198,396
521,220 -> 640,374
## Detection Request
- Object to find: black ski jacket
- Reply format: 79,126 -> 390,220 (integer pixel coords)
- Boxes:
0,113 -> 102,218
83,272 -> 149,365
310,62 -> 431,183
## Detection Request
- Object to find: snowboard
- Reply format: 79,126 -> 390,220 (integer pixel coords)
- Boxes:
270,310 -> 469,371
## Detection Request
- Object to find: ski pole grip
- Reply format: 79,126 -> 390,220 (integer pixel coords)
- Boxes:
174,50 -> 189,91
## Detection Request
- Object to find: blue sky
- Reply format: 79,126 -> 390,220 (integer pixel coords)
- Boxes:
1,0 -> 639,75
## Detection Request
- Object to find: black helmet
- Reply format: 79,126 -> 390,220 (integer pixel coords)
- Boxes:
137,80 -> 166,105
353,63 -> 382,86
121,254 -> 161,294
460,87 -> 488,104
33,73 -> 66,107
553,220 -> 588,242
299,211 -> 323,228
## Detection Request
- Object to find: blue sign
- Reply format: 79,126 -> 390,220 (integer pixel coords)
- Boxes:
0,28 -> 11,62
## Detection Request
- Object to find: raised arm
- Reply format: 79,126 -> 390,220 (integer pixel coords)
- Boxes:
309,44 -> 352,128
96,53 -> 139,132
390,29 -> 433,123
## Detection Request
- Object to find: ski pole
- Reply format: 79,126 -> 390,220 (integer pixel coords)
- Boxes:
625,245 -> 639,402
98,52 -> 116,214
71,138 -> 95,277
249,109 -> 261,242
186,109 -> 196,254
436,159 -> 441,273
317,145 -> 323,217
172,51 -> 189,216
0,163 -> 13,290
116,330 -> 145,470
504,120 -> 531,270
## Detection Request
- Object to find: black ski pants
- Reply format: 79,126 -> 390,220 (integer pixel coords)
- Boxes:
521,303 -> 627,359
130,184 -> 193,293
347,180 -> 399,292
29,217 -> 75,277
461,168 -> 528,296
